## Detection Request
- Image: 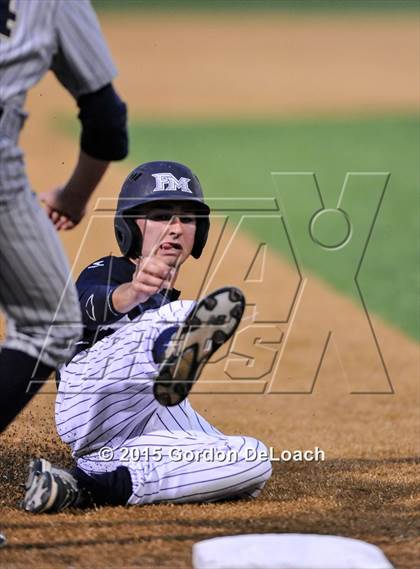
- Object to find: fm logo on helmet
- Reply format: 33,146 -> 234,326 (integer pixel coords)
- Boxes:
152,173 -> 192,193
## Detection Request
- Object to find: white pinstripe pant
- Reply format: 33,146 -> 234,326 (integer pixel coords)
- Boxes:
56,302 -> 272,505
0,136 -> 82,367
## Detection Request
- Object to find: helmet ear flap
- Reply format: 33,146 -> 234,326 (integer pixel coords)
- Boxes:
114,216 -> 143,258
192,217 -> 210,259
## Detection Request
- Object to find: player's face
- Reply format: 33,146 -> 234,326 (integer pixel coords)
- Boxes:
136,203 -> 197,265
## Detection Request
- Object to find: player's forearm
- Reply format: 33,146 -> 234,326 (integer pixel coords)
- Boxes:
111,283 -> 150,314
60,150 -> 109,204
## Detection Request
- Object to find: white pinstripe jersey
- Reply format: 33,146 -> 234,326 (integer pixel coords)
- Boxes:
0,0 -> 116,111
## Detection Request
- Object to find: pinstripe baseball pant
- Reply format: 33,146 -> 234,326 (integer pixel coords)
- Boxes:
0,115 -> 82,368
56,301 -> 272,505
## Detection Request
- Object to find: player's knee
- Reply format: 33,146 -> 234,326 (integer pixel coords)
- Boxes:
237,437 -> 273,484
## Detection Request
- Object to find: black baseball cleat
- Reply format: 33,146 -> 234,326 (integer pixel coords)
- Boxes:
153,286 -> 245,406
22,458 -> 82,514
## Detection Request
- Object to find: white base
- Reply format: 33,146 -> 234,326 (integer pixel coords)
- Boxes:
192,533 -> 394,569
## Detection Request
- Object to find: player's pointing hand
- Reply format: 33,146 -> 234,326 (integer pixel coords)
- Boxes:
133,256 -> 176,298
111,256 -> 175,314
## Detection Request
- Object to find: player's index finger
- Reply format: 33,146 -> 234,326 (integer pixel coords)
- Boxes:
136,255 -> 172,279
134,256 -> 143,277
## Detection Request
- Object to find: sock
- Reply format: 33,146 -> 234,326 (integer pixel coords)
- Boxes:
0,348 -> 54,433
71,465 -> 133,507
152,325 -> 179,364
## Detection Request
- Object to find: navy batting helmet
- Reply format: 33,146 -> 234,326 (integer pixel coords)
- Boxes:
114,161 -> 210,259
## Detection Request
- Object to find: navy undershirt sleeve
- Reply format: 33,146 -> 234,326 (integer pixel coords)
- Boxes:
78,284 -> 121,329
77,83 -> 128,161
74,256 -> 181,357
76,256 -> 134,329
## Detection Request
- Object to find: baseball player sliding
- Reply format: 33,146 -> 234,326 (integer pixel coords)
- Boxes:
23,161 -> 272,512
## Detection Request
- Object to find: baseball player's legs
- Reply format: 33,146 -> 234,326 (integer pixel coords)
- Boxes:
0,141 -> 82,431
75,431 -> 272,505
0,184 -> 82,367
129,433 -> 272,504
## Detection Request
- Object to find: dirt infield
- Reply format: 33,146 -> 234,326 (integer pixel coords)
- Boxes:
1,10 -> 418,569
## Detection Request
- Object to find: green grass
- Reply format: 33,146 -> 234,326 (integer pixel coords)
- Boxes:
60,113 -> 418,339
93,0 -> 420,14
